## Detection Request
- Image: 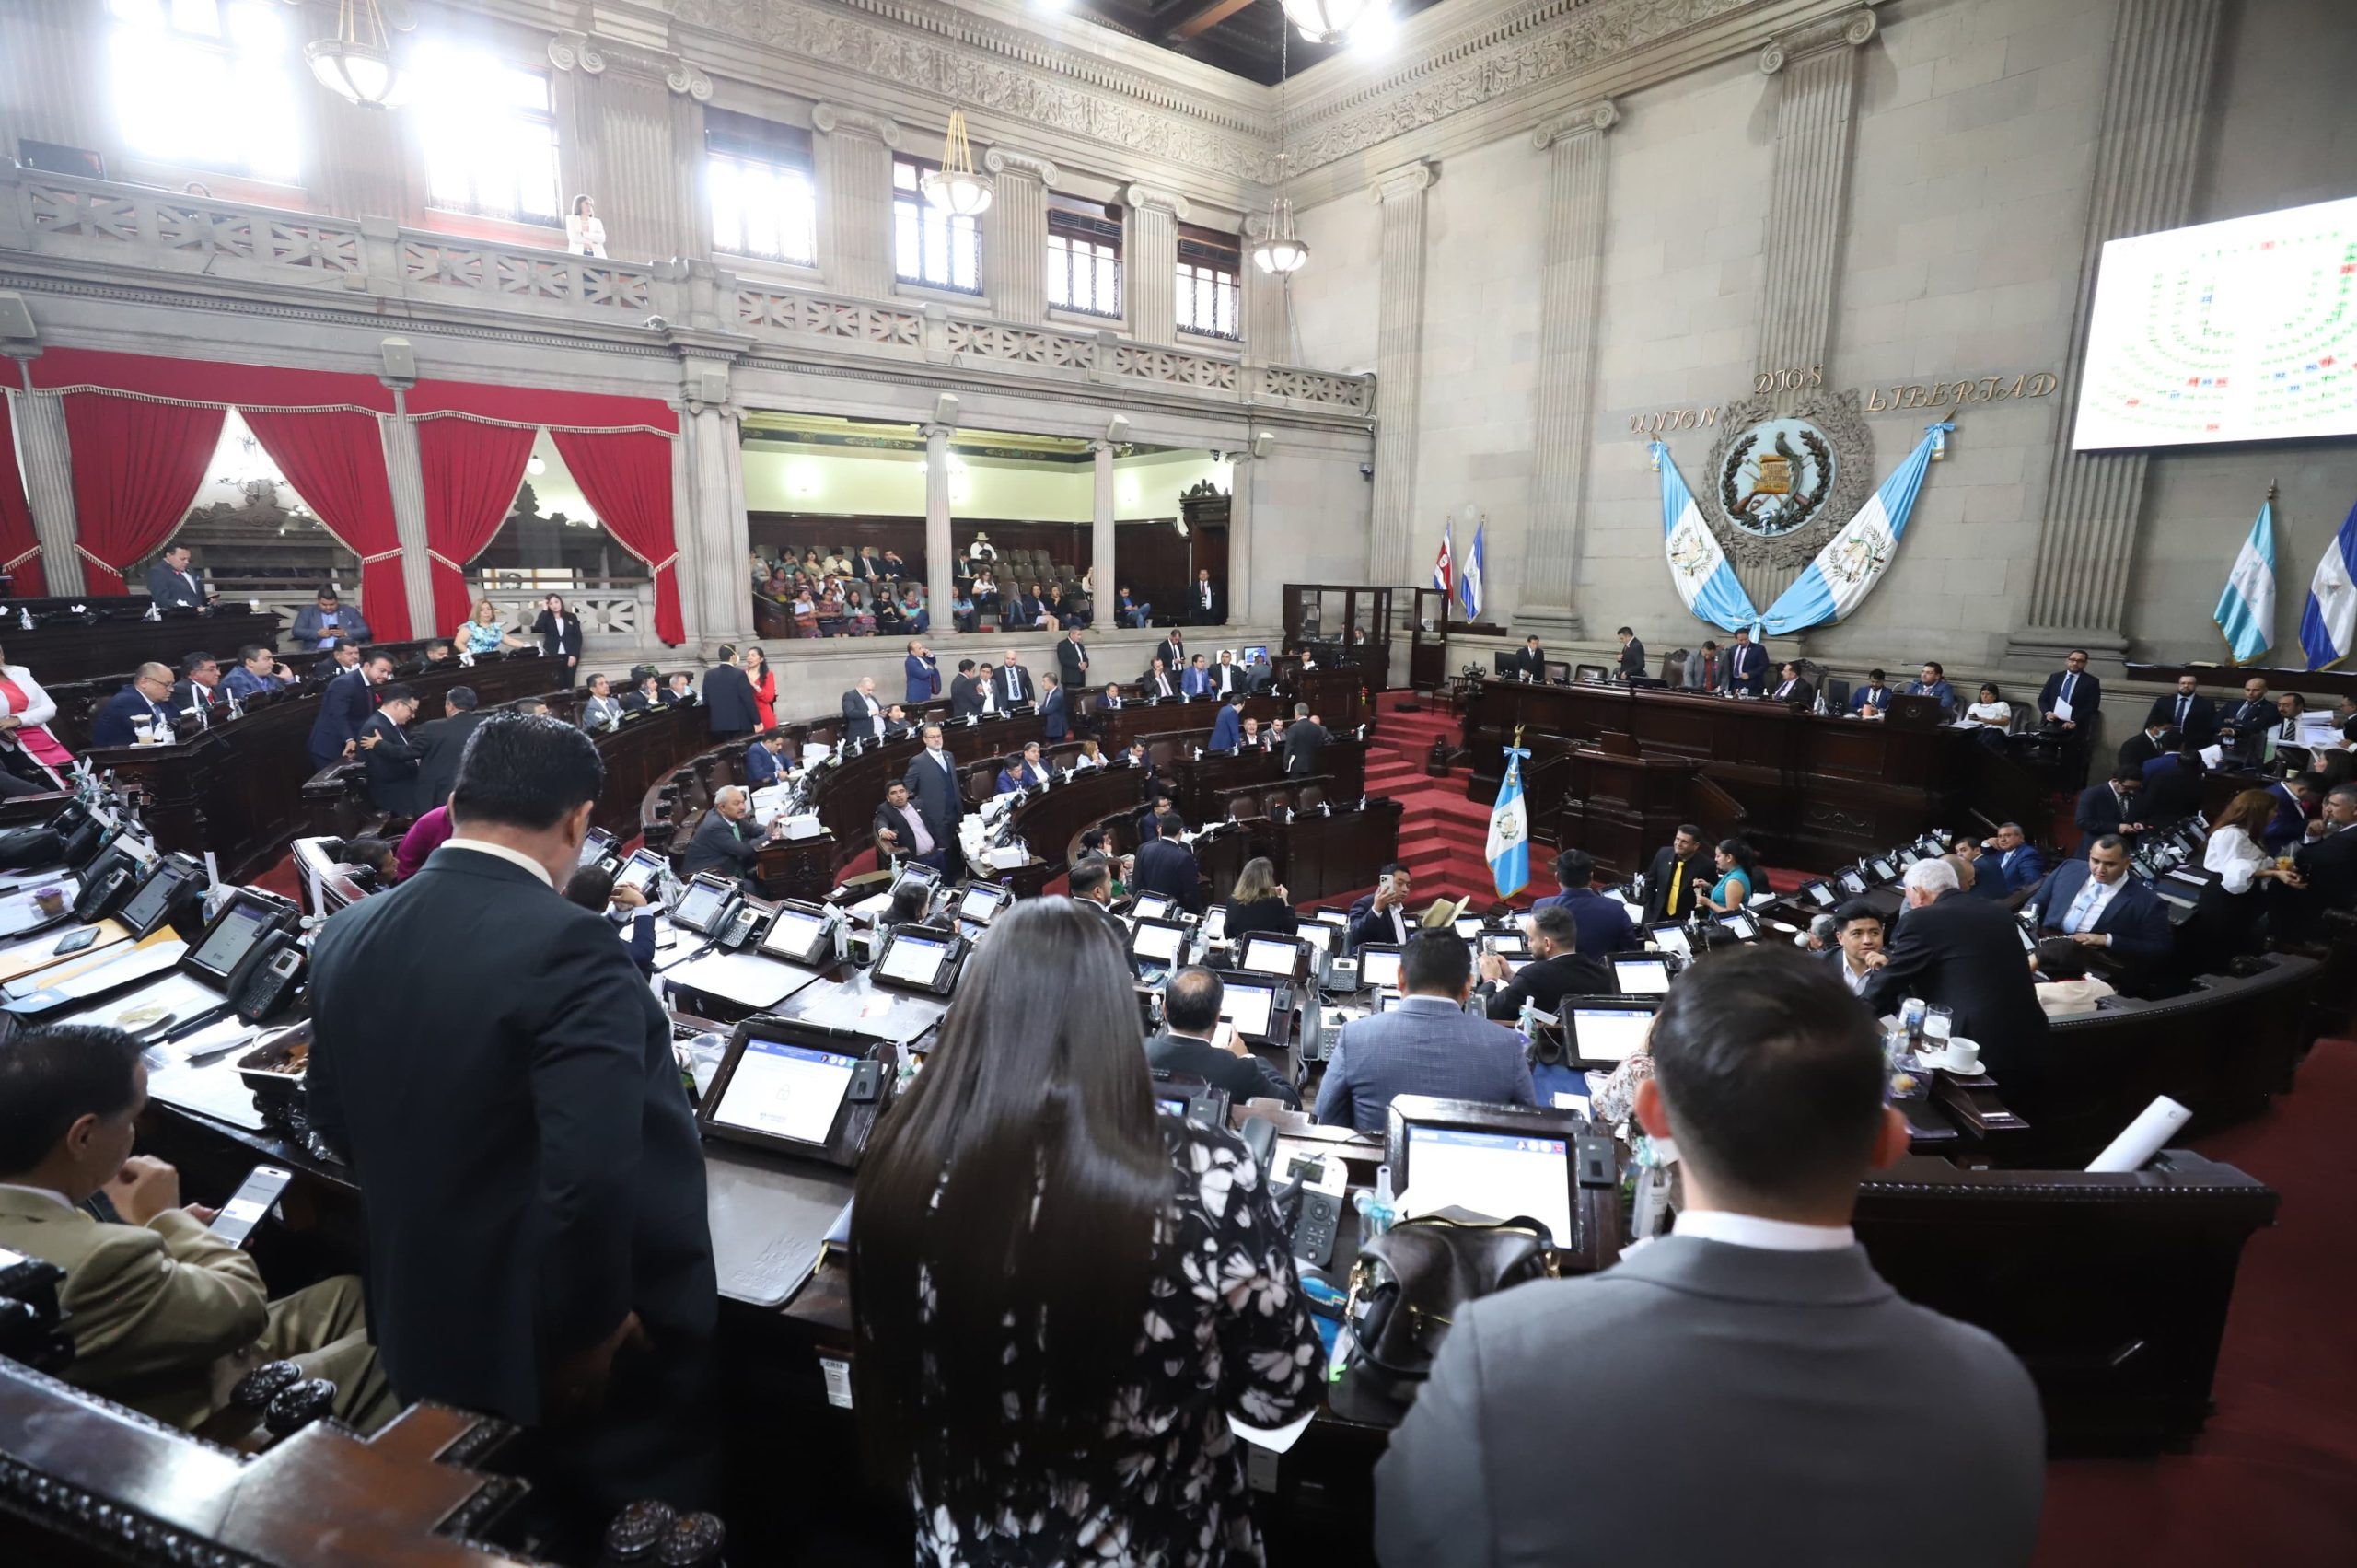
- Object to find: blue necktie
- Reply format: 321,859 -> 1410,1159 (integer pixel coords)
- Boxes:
2063,876 -> 2104,935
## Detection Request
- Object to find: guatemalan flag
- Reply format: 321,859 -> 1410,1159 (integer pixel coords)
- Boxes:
1760,423 -> 1952,634
1432,518 -> 1453,598
2213,499 -> 2276,664
2299,500 -> 2357,670
1487,744 -> 1531,900
1652,440 -> 1759,632
1458,520 -> 1487,621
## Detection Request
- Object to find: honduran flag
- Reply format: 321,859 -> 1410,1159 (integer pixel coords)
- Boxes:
1652,440 -> 1760,632
1760,423 -> 1951,635
1458,520 -> 1487,621
2299,499 -> 2357,670
2213,499 -> 2276,665
1432,518 -> 1454,598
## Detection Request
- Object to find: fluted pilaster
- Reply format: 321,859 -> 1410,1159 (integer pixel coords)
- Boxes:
1227,449 -> 1258,626
982,149 -> 1057,324
1756,9 -> 1875,376
377,395 -> 437,638
685,374 -> 750,649
1090,440 -> 1118,614
1368,161 -> 1436,587
2014,0 -> 2225,660
1519,102 -> 1618,644
1123,183 -> 1187,345
924,424 -> 956,633
0,1 -> 110,174
813,104 -> 901,300
6,380 -> 82,597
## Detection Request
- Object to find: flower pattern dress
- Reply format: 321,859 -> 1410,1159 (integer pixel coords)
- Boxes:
911,1118 -> 1321,1566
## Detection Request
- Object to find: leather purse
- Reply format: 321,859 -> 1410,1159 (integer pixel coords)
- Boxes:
1341,1206 -> 1558,1406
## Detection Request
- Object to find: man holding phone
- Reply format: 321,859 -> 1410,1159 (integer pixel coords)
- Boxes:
0,1024 -> 395,1432
1348,862 -> 1417,949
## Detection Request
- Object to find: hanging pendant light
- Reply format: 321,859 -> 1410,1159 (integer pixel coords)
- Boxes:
304,0 -> 410,109
919,110 -> 994,218
1280,0 -> 1378,45
1249,19 -> 1311,277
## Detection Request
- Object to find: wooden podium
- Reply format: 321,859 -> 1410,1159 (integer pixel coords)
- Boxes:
1557,739 -> 1700,881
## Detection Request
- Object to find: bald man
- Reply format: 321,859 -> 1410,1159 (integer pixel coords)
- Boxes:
90,664 -> 179,749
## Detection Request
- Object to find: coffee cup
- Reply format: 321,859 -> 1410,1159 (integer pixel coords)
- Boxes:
33,886 -> 64,917
1943,1039 -> 1982,1074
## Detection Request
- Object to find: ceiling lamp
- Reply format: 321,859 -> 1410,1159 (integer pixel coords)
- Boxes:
1249,20 -> 1311,277
303,0 -> 411,109
920,110 -> 993,218
1280,0 -> 1379,45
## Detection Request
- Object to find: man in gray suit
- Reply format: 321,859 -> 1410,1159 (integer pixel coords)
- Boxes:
1376,945 -> 2044,1567
1315,930 -> 1534,1133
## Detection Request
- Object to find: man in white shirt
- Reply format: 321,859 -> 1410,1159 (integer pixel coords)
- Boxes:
1824,901 -> 1884,995
994,649 -> 1033,708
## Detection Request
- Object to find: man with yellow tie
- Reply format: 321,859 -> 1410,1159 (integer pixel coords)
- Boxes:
1642,823 -> 1707,923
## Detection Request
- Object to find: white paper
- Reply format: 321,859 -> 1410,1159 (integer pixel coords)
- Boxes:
1550,1091 -> 1592,1114
2200,744 -> 2224,769
2086,1095 -> 2193,1173
1229,1405 -> 1317,1455
2051,697 -> 2073,723
819,1356 -> 853,1410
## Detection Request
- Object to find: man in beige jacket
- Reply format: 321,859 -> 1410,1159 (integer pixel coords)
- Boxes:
0,1024 -> 394,1432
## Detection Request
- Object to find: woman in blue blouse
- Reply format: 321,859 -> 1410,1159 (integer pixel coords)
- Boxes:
455,598 -> 528,657
1694,837 -> 1758,914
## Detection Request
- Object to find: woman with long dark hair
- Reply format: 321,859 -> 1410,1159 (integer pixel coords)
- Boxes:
741,645 -> 777,728
1694,837 -> 1757,913
852,899 -> 1319,1564
2184,787 -> 2303,968
531,592 -> 582,681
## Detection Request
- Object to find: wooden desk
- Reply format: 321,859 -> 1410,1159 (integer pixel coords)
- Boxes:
2128,659 -> 2357,702
1,605 -> 282,685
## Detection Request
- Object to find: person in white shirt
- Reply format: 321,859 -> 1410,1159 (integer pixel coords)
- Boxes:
1825,902 -> 1885,995
563,194 -> 607,258
1962,682 -> 2014,730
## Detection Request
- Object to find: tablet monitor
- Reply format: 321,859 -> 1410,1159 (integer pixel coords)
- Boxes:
614,849 -> 668,898
1394,1113 -> 1575,1251
1313,908 -> 1351,928
1201,905 -> 1228,944
958,883 -> 1014,925
1645,922 -> 1691,961
1453,915 -> 1487,937
709,1034 -> 861,1147
1568,1001 -> 1656,1064
1242,645 -> 1270,664
117,858 -> 200,939
1241,935 -> 1306,979
1132,891 -> 1177,922
673,875 -> 737,935
1610,955 -> 1672,995
1837,868 -> 1867,896
1896,846 -> 1924,865
1716,910 -> 1759,941
872,926 -> 960,993
1131,918 -> 1187,968
1295,922 -> 1335,955
1357,945 -> 1402,993
1803,881 -> 1837,908
1151,1069 -> 1231,1129
180,890 -> 295,990
577,828 -> 617,868
1867,858 -> 1897,883
1218,978 -> 1280,1040
759,901 -> 834,967
1375,990 -> 1407,1013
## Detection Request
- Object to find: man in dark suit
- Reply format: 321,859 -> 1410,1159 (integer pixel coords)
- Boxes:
412,687 -> 486,813
2274,784 -> 2357,940
1476,905 -> 1610,1020
2143,674 -> 2218,749
680,786 -> 769,889
1039,676 -> 1070,743
1148,967 -> 1297,1108
308,715 -> 718,1519
2260,772 -> 2316,854
1131,810 -> 1204,913
1120,740 -> 1162,806
841,676 -> 888,743
1378,947 -> 2042,1568
946,660 -> 985,720
1770,662 -> 1815,708
873,778 -> 945,871
1210,650 -> 1246,697
990,649 -> 1034,710
2074,768 -> 2146,848
1530,848 -> 1641,958
1504,634 -> 1547,681
743,731 -> 791,788
1209,693 -> 1246,751
358,685 -> 424,817
1142,658 -> 1178,702
2115,719 -> 2173,776
1641,824 -> 1706,923
1318,931 -> 1536,1132
1616,626 -> 1647,680
1347,862 -> 1417,950
702,646 -> 757,740
2038,650 -> 2100,732
2139,746 -> 2209,828
1725,628 -> 1767,695
163,651 -> 225,721
1188,570 -> 1222,626
308,651 -> 390,769
2215,675 -> 2274,764
902,641 -> 940,706
1849,668 -> 1894,716
661,674 -> 698,707
1054,629 -> 1089,693
1973,822 -> 2045,907
1283,703 -> 1329,778
145,545 -> 208,610
1863,857 -> 2049,1088
902,724 -> 967,877
1153,630 -> 1187,679
2029,834 -> 2174,987
621,672 -> 664,713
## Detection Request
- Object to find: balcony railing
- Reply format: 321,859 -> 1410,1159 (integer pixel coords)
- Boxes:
2,169 -> 1375,420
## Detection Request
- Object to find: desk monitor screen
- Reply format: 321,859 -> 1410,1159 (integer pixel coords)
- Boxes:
1220,979 -> 1278,1040
1400,1122 -> 1574,1251
1867,858 -> 1897,883
1295,922 -> 1334,955
1201,905 -> 1228,944
1131,919 -> 1187,967
710,1036 -> 860,1146
1314,909 -> 1351,929
118,860 -> 197,938
1132,891 -> 1177,922
760,902 -> 833,967
1357,945 -> 1402,993
1453,915 -> 1486,938
673,876 -> 736,935
876,928 -> 958,991
577,828 -> 617,869
1717,910 -> 1759,941
1571,1002 -> 1655,1064
1804,881 -> 1837,908
1645,923 -> 1691,961
1896,846 -> 1925,865
1241,935 -> 1303,978
1611,955 -> 1673,995
1376,990 -> 1407,1013
615,849 -> 667,898
1242,645 -> 1270,664
183,895 -> 283,987
1837,869 -> 1867,896
958,883 -> 1013,924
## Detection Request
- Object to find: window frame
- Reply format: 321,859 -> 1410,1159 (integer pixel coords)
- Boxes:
1046,201 -> 1124,321
1176,226 -> 1244,343
705,111 -> 819,269
416,48 -> 564,229
891,155 -> 983,297
105,0 -> 304,185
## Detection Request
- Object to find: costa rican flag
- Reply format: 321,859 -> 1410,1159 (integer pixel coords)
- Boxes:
1432,518 -> 1454,598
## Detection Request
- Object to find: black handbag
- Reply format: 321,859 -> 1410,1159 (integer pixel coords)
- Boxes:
1341,1206 -> 1557,1408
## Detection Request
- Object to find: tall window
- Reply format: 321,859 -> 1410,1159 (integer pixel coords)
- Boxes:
1047,200 -> 1122,319
892,157 -> 981,295
106,0 -> 301,180
706,110 -> 818,267
1177,226 -> 1242,340
414,44 -> 562,226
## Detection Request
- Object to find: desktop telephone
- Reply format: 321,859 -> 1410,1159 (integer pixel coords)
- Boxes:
231,935 -> 308,1025
1240,1116 -> 1348,1269
713,902 -> 765,952
69,846 -> 141,926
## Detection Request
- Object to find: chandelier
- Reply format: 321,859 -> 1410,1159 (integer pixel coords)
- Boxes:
920,110 -> 994,218
302,0 -> 411,109
1249,21 -> 1311,277
1279,0 -> 1379,45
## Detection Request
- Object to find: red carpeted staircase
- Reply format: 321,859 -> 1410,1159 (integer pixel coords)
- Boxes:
1332,692 -> 1499,912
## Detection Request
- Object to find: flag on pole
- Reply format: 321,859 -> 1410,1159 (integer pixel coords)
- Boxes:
1652,440 -> 1761,632
2299,500 -> 2357,670
1458,520 -> 1487,621
1431,517 -> 1454,598
2213,497 -> 2277,664
1759,423 -> 1953,634
1487,741 -> 1531,900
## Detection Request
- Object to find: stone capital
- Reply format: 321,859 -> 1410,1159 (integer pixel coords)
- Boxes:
982,147 -> 1061,186
1121,181 -> 1191,219
665,62 -> 714,100
811,103 -> 903,149
1759,6 -> 1877,75
1533,100 -> 1620,150
1367,160 -> 1437,205
546,32 -> 607,75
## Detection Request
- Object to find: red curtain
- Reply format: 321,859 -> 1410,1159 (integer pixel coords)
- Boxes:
62,393 -> 224,595
242,407 -> 409,639
0,396 -> 46,598
415,414 -> 535,633
551,428 -> 683,645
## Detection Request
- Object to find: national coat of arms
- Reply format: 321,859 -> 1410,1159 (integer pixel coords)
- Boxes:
1717,417 -> 1836,538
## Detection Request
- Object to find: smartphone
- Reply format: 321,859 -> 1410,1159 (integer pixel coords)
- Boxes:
54,928 -> 101,955
209,1165 -> 293,1248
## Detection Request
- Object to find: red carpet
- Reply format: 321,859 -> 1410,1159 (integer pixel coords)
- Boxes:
1357,693 -> 1505,909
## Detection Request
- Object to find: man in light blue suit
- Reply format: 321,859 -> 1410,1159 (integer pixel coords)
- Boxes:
1209,692 -> 1246,751
1316,931 -> 1536,1134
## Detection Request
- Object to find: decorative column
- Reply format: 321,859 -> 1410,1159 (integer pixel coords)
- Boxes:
923,424 -> 956,634
812,104 -> 902,300
311,94 -> 409,225
548,38 -> 712,264
2011,0 -> 2225,665
1089,439 -> 1117,616
1226,447 -> 1258,628
5,371 -> 82,597
1241,215 -> 1291,363
1122,184 -> 1187,345
1367,161 -> 1436,587
377,388 -> 437,640
981,150 -> 1057,324
683,366 -> 750,651
1755,9 -> 1875,376
1518,101 -> 1618,645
